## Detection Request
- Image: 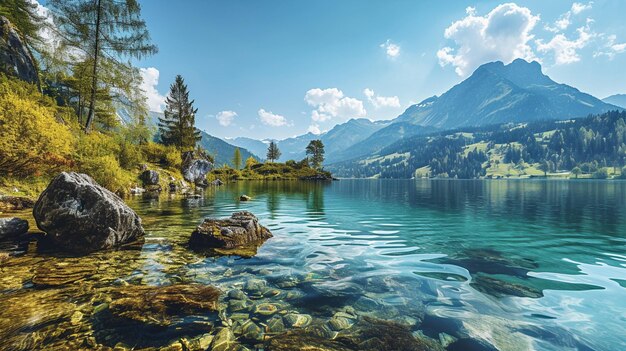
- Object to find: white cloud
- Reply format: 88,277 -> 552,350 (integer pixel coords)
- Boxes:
363,88 -> 400,109
139,67 -> 166,112
593,34 -> 626,60
545,1 -> 592,32
258,108 -> 288,126
304,88 -> 366,121
537,24 -> 594,64
307,124 -> 322,135
437,3 -> 539,76
380,39 -> 400,58
216,110 -> 237,126
571,2 -> 593,15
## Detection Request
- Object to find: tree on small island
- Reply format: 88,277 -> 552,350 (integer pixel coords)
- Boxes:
571,167 -> 582,179
245,156 -> 257,169
158,75 -> 202,151
267,141 -> 281,162
233,148 -> 242,170
306,140 -> 325,170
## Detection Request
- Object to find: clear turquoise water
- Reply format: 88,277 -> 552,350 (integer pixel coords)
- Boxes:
166,179 -> 625,350
1,179 -> 625,350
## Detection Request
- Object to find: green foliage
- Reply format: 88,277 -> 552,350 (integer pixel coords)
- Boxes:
143,142 -> 182,169
0,74 -> 75,176
158,75 -> 201,150
305,139 -> 325,169
233,148 -> 242,170
213,161 -> 330,180
267,141 -> 281,162
47,0 -> 157,130
0,0 -> 43,47
245,156 -> 258,169
79,155 -> 133,195
571,166 -> 582,179
592,168 -> 609,179
619,167 -> 626,179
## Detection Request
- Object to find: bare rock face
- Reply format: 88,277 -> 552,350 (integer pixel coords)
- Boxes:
33,172 -> 144,253
0,16 -> 38,85
0,217 -> 28,239
182,151 -> 213,185
189,211 -> 272,253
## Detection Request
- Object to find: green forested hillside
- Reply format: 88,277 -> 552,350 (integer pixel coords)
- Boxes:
328,111 -> 626,179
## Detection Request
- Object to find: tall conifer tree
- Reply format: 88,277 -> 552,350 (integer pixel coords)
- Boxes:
158,75 -> 202,151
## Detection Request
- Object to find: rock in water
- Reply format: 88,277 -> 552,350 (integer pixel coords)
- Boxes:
240,195 -> 251,201
189,211 -> 272,251
182,151 -> 213,184
32,172 -> 144,253
0,217 -> 28,238
139,170 -> 159,186
210,179 -> 224,186
109,284 -> 220,326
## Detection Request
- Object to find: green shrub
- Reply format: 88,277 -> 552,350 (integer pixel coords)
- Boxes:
80,155 -> 133,195
592,168 -> 609,179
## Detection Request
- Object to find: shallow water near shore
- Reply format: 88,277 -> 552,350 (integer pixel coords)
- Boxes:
1,179 -> 625,350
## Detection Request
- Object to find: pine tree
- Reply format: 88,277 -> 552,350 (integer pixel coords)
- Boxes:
49,0 -> 157,131
158,75 -> 202,151
306,139 -> 325,169
266,141 -> 281,162
233,148 -> 242,170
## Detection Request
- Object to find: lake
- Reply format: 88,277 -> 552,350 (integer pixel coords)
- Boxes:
1,179 -> 625,350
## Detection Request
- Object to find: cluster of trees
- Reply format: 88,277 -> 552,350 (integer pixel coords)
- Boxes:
330,110 -> 626,179
0,0 -> 204,193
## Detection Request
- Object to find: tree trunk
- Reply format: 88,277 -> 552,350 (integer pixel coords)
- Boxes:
85,0 -> 102,132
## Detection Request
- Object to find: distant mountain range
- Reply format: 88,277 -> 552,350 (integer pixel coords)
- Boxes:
130,59 -> 621,174
603,94 -> 626,108
396,59 -> 619,129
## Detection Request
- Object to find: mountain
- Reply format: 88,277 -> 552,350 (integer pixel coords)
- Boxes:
144,111 -> 257,167
396,59 -> 621,129
227,137 -> 268,159
321,118 -> 390,163
603,94 -> 626,108
328,122 -> 434,163
198,131 -> 257,167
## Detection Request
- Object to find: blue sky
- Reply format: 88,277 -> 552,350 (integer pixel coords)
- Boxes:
132,0 -> 626,139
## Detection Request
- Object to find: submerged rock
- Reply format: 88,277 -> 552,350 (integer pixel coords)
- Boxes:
32,172 -> 145,253
266,317 -> 445,351
0,195 -> 35,211
0,217 -> 28,238
209,327 -> 239,351
108,284 -> 220,326
189,211 -> 272,255
470,274 -> 543,298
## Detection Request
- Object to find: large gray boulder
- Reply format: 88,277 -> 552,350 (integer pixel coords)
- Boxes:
139,170 -> 159,186
33,172 -> 144,253
182,151 -> 213,184
0,217 -> 28,239
0,16 -> 38,85
190,211 -> 272,253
